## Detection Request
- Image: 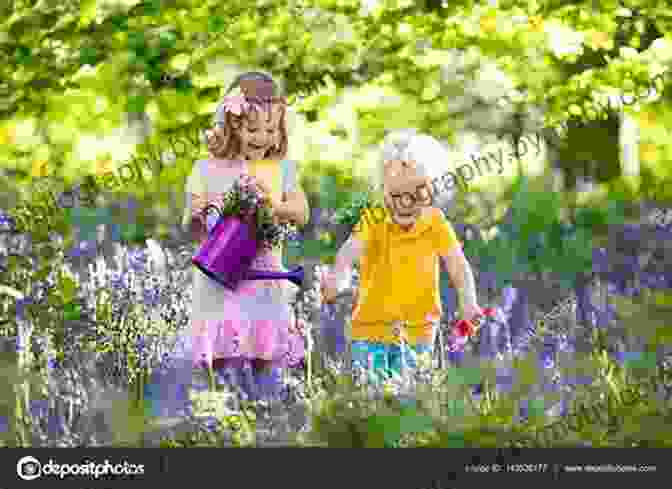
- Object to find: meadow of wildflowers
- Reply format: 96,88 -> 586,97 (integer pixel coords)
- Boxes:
0,173 -> 671,448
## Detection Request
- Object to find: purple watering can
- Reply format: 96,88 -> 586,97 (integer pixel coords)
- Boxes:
192,207 -> 304,290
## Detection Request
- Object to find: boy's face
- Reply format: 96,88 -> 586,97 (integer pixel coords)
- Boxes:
383,160 -> 433,228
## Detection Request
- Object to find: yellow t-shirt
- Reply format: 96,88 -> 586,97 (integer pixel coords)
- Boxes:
351,206 -> 460,344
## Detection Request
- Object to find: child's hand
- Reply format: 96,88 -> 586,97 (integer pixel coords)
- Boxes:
463,303 -> 484,324
320,272 -> 338,304
254,180 -> 282,212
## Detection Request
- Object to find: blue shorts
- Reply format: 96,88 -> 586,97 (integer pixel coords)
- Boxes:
351,341 -> 432,381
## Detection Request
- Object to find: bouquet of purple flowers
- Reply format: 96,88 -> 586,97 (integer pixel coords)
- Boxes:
206,174 -> 299,251
193,174 -> 303,290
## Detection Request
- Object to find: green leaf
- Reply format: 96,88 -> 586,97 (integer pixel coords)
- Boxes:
63,302 -> 81,321
58,274 -> 77,304
127,95 -> 147,113
79,47 -> 98,65
444,366 -> 482,386
208,16 -> 226,33
79,0 -> 98,26
33,266 -> 51,282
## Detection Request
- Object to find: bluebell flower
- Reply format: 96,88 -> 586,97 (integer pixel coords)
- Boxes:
0,415 -> 8,433
110,271 -> 128,290
508,287 -> 530,343
640,272 -> 669,290
202,416 -> 218,433
555,334 -> 574,353
495,367 -> 515,393
46,357 -> 58,372
592,302 -> 616,328
610,350 -> 626,366
68,239 -> 97,259
145,357 -> 194,417
518,400 -> 529,422
136,337 -> 149,369
591,247 -> 609,274
15,297 -> 31,321
127,247 -> 147,272
47,412 -> 64,437
446,349 -> 464,366
142,288 -> 160,307
477,270 -> 498,293
561,375 -> 593,387
29,399 -> 49,419
542,355 -> 555,370
191,378 -> 208,392
0,212 -> 15,231
620,223 -> 643,242
574,284 -> 592,325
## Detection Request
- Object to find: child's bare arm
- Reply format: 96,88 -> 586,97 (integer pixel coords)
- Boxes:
322,237 -> 365,302
277,186 -> 309,226
440,246 -> 479,318
187,192 -> 209,242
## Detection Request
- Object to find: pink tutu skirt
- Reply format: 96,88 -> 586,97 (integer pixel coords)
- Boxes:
190,250 -> 305,370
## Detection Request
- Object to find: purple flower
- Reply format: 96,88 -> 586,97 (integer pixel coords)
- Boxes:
444,348 -> 463,365
561,375 -> 593,387
0,212 -> 15,232
110,271 -> 128,289
46,357 -> 58,372
15,297 -> 31,321
518,400 -> 529,421
640,272 -> 670,290
145,357 -> 194,417
127,247 -> 147,272
477,270 -> 498,293
559,398 -> 569,417
202,416 -> 218,433
503,286 -> 523,325
592,302 -> 616,328
0,415 -> 7,433
592,247 -> 609,274
47,413 -> 64,437
30,399 -> 49,419
70,239 -> 97,258
540,351 -> 555,369
495,367 -> 515,393
142,288 -> 160,307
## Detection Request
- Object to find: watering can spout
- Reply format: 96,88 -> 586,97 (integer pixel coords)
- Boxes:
245,266 -> 304,288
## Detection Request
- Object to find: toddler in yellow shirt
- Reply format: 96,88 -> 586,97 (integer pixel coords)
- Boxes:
321,131 -> 482,380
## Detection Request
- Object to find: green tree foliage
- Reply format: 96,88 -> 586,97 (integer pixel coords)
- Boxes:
2,0 -> 672,239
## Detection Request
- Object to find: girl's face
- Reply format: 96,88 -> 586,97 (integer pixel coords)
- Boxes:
237,103 -> 283,160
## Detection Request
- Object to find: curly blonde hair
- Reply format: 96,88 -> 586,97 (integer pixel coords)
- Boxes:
206,72 -> 289,160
